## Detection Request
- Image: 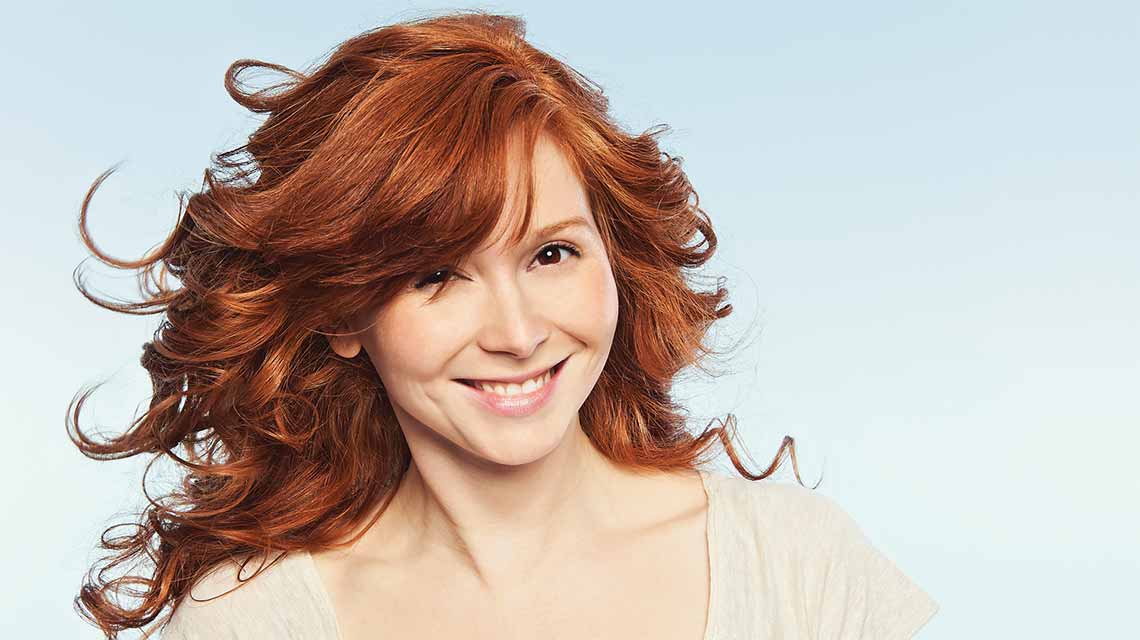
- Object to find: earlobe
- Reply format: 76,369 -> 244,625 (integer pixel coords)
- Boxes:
327,328 -> 363,359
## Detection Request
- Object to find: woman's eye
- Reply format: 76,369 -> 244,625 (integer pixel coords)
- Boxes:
413,268 -> 454,290
413,243 -> 581,291
533,242 -> 581,268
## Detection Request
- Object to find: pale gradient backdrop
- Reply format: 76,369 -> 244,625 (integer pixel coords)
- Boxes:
2,1 -> 1136,638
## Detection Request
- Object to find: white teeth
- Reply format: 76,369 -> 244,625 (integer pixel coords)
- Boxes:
474,369 -> 551,396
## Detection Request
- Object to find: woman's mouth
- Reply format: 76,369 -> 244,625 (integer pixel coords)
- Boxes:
455,356 -> 569,417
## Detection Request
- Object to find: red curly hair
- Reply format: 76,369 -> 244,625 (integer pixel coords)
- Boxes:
69,9 -> 812,638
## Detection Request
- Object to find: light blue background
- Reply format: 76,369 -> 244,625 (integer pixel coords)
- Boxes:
3,1 -> 1136,637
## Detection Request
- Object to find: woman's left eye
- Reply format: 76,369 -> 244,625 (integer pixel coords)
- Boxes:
532,242 -> 581,268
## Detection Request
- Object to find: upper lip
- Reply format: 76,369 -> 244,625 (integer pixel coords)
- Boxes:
457,356 -> 566,385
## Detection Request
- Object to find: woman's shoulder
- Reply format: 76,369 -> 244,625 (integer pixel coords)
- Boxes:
703,468 -> 940,637
162,550 -> 337,639
702,467 -> 846,538
705,468 -> 907,557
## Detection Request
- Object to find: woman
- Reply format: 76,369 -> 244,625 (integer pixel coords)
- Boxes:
71,10 -> 938,639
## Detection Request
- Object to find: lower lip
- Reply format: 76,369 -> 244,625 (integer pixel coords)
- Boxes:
456,357 -> 568,418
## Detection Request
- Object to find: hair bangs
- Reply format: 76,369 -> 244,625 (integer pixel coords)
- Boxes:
389,111 -> 560,303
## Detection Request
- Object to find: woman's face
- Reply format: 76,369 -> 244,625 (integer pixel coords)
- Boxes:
330,132 -> 619,467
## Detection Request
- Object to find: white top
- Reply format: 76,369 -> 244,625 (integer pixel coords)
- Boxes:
163,468 -> 939,639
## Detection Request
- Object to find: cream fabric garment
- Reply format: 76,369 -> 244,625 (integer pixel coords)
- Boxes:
162,468 -> 939,639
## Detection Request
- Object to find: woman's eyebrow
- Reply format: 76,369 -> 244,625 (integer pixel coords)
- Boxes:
526,216 -> 591,240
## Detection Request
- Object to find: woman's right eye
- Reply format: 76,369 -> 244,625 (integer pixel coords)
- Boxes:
413,268 -> 453,290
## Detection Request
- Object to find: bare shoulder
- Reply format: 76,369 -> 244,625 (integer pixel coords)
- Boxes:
625,467 -> 709,531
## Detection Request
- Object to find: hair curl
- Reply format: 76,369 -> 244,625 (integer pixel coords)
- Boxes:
69,9 -> 815,638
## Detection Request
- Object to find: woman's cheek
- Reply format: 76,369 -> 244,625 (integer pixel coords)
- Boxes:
585,259 -> 620,328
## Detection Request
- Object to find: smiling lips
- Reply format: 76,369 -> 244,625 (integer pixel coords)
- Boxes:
464,367 -> 554,395
456,357 -> 568,417
457,355 -> 567,389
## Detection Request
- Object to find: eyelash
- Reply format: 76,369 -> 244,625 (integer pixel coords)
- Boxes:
412,242 -> 583,290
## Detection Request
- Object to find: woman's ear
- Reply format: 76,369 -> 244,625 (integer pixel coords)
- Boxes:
326,322 -> 363,359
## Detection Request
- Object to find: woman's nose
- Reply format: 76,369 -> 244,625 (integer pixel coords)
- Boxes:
475,281 -> 549,358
